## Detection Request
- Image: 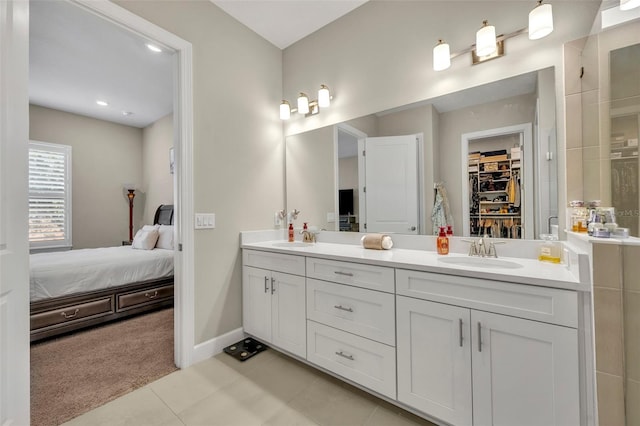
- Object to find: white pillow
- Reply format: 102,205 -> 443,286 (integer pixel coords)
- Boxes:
141,224 -> 160,231
156,225 -> 174,250
131,228 -> 160,250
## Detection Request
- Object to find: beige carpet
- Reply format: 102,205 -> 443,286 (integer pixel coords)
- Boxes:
30,308 -> 177,426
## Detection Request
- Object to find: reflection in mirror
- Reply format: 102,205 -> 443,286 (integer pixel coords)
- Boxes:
285,67 -> 558,238
609,43 -> 640,237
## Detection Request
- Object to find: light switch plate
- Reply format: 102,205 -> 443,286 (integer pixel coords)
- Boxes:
195,213 -> 215,229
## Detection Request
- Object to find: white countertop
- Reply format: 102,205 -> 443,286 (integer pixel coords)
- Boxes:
242,240 -> 588,292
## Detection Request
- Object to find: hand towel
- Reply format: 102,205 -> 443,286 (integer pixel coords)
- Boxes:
361,234 -> 393,250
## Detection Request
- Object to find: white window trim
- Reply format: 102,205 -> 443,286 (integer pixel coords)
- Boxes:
28,140 -> 72,251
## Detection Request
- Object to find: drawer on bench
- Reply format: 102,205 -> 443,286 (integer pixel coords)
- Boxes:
117,284 -> 174,311
31,297 -> 114,330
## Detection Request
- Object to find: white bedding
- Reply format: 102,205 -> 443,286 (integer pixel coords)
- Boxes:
30,246 -> 174,302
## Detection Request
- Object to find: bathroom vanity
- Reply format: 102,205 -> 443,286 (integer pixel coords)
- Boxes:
241,233 -> 591,426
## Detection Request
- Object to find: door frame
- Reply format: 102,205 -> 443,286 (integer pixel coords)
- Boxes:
74,0 -> 195,368
334,123 -> 368,232
461,123 -> 533,239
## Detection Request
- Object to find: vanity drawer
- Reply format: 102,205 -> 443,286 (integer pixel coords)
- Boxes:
306,278 -> 395,346
31,297 -> 114,330
307,320 -> 396,399
306,258 -> 394,293
117,284 -> 174,311
243,249 -> 305,276
396,269 -> 578,328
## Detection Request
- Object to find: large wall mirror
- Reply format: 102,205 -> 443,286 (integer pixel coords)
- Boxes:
286,67 -> 558,239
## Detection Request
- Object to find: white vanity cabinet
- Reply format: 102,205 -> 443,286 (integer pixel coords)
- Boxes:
242,250 -> 306,358
305,257 -> 397,399
396,269 -> 580,426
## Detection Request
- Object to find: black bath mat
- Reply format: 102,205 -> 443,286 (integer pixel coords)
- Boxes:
223,337 -> 268,362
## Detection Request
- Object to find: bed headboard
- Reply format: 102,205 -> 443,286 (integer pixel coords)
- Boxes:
154,205 -> 174,225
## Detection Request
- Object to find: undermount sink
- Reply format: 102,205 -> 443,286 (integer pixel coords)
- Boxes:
437,256 -> 523,269
272,241 -> 314,248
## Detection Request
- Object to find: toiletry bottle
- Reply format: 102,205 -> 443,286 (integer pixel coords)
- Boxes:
446,225 -> 453,237
303,222 -> 308,231
437,226 -> 449,255
288,223 -> 294,242
538,234 -> 561,263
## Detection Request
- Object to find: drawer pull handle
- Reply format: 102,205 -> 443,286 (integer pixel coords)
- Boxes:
335,351 -> 354,361
334,305 -> 354,313
334,271 -> 354,277
264,276 -> 269,293
61,309 -> 79,319
271,277 -> 276,294
459,318 -> 464,347
477,322 -> 482,352
145,291 -> 159,299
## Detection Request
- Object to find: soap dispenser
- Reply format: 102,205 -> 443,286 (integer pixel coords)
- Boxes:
288,223 -> 294,242
437,226 -> 449,255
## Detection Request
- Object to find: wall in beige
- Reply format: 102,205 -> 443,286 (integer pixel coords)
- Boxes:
142,113 -> 174,226
438,93 -> 536,233
29,104 -> 143,249
115,1 -> 284,344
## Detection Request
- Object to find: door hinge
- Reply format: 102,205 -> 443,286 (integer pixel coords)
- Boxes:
362,150 -> 366,157
580,66 -> 584,79
364,223 -> 367,230
178,243 -> 183,252
363,186 -> 366,193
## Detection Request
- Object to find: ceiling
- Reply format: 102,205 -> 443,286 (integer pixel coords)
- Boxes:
29,0 -> 366,128
29,1 -> 174,128
211,0 -> 369,49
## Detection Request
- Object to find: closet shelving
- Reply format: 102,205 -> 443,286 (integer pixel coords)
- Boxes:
468,150 -> 522,239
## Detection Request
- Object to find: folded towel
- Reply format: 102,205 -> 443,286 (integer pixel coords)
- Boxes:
361,233 -> 393,250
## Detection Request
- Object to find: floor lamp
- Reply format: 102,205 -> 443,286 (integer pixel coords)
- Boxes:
126,188 -> 135,242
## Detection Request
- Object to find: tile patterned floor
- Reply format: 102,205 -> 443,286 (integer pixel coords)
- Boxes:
62,348 -> 437,426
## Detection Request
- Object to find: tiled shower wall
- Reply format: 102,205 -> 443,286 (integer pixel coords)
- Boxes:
592,243 -> 640,426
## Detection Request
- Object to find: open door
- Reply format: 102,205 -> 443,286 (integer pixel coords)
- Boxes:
362,135 -> 420,234
0,0 -> 31,424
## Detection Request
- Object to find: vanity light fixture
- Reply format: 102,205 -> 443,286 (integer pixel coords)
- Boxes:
476,20 -> 497,57
280,85 -> 333,120
528,0 -> 554,40
434,1 -> 555,71
433,39 -> 451,71
620,0 -> 640,10
297,93 -> 310,115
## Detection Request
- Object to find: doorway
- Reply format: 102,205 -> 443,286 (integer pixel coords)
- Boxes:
461,123 -> 533,239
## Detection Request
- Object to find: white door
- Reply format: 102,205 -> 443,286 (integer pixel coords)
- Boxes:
0,0 -> 31,424
363,135 -> 419,234
396,296 -> 473,426
472,311 -> 580,426
270,271 -> 306,358
242,266 -> 272,343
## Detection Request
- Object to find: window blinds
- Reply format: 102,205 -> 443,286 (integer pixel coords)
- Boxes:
28,142 -> 71,247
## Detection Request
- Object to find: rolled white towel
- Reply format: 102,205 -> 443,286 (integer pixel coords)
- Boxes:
361,233 -> 393,250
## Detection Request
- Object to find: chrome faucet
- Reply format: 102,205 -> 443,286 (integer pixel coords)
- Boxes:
464,235 -> 504,258
299,228 -> 318,243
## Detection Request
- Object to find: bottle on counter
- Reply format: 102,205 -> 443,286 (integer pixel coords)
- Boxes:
446,225 -> 453,237
437,226 -> 449,255
538,234 -> 561,263
288,223 -> 294,242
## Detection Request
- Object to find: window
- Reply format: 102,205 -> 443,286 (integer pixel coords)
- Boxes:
28,141 -> 72,249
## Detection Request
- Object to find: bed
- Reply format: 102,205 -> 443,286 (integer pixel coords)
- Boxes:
30,205 -> 175,342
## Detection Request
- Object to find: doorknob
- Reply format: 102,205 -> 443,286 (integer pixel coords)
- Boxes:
409,226 -> 416,231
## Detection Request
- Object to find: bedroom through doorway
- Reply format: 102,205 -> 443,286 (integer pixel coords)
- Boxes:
28,1 -> 187,422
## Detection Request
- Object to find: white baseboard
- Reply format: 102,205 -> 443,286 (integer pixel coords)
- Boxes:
191,327 -> 245,365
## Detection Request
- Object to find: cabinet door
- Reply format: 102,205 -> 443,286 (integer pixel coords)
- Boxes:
471,311 -> 579,426
242,266 -> 272,342
396,296 -> 473,426
271,271 -> 306,358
